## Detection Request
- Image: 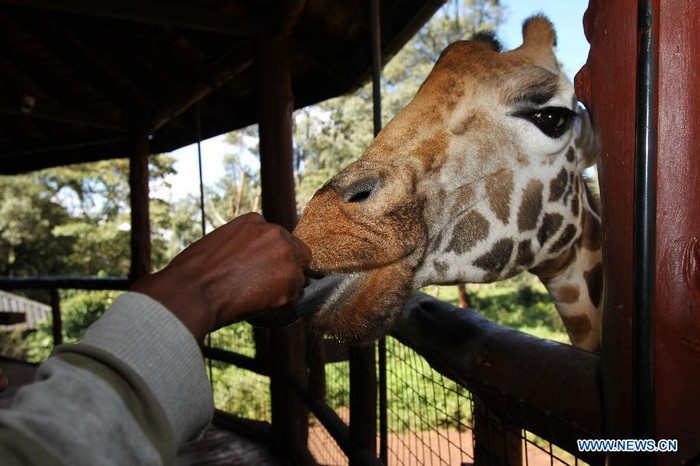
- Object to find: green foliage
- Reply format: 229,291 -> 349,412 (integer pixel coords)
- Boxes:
211,366 -> 271,421
0,175 -> 74,278
425,276 -> 569,344
16,290 -> 119,362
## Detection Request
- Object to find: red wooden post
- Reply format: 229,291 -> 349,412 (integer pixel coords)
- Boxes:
653,1 -> 700,462
578,1 -> 700,463
128,135 -> 152,281
576,2 -> 638,459
256,26 -> 310,461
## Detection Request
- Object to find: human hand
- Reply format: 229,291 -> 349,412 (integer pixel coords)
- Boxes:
130,213 -> 311,343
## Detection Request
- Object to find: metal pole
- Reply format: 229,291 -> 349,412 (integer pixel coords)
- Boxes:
195,103 -> 214,382
369,0 -> 388,463
196,103 -> 206,237
633,0 -> 657,454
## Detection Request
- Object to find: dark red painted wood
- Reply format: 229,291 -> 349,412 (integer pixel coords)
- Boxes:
654,1 -> 700,462
578,1 -> 700,463
576,0 -> 637,458
256,29 -> 310,461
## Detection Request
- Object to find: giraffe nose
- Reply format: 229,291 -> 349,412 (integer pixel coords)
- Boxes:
340,176 -> 382,203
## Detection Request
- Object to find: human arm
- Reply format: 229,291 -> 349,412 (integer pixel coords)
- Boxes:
0,213 -> 311,465
130,212 -> 311,343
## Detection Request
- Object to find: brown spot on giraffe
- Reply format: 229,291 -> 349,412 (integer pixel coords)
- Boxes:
584,263 -> 603,308
566,147 -> 575,162
530,247 -> 576,280
433,260 -> 449,279
446,210 -> 490,254
516,239 -> 535,268
486,170 -> 514,224
417,131 -> 450,173
560,314 -> 592,346
552,283 -> 581,304
570,196 -> 580,216
548,224 -> 578,255
563,171 -> 575,204
517,180 -> 544,231
549,168 -> 568,202
474,238 -> 514,279
451,184 -> 476,217
537,212 -> 563,245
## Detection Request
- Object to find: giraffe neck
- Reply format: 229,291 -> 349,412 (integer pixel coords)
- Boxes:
531,179 -> 603,351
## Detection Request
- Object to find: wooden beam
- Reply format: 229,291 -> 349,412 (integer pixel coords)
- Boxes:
256,15 -> 309,458
0,136 -> 126,158
0,96 -> 127,132
7,10 -> 152,115
0,0 -> 280,36
145,45 -> 253,134
0,276 -> 130,290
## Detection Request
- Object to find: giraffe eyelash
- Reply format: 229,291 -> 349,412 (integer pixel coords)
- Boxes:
513,106 -> 577,139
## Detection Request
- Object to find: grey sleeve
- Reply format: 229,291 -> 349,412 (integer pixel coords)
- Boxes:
0,292 -> 214,466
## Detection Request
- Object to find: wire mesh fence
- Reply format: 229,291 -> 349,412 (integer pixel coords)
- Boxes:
298,334 -> 593,466
201,299 -> 597,466
209,322 -> 272,423
385,337 -> 474,466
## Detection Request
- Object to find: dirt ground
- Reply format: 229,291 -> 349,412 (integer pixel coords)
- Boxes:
308,423 -> 577,466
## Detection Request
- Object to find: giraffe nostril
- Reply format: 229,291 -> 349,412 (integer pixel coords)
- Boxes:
347,188 -> 373,203
343,177 -> 381,203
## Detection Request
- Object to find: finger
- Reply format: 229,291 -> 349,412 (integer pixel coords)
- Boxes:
238,212 -> 265,223
290,235 -> 312,267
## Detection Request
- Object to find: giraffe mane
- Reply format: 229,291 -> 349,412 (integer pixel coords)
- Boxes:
471,30 -> 502,52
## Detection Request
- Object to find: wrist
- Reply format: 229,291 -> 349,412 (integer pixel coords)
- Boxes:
130,271 -> 214,344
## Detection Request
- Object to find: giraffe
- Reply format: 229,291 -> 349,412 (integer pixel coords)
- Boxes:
293,16 -> 603,352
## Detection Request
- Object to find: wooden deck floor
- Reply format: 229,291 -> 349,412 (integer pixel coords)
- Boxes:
0,357 -> 284,465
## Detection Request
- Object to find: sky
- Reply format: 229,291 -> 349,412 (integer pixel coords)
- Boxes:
164,0 -> 590,202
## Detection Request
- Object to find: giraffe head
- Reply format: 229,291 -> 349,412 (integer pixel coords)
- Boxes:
294,16 -> 597,342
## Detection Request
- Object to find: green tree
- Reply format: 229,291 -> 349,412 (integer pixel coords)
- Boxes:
0,175 -> 74,277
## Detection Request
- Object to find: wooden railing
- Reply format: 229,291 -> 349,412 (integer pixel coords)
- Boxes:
392,293 -> 605,466
0,276 -> 131,346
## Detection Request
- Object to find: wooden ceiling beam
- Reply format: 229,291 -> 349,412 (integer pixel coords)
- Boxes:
0,0 -> 279,36
0,96 -> 128,132
1,135 -> 126,159
145,45 -> 253,134
8,10 -> 152,116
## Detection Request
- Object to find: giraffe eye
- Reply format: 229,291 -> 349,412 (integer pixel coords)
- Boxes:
519,107 -> 576,138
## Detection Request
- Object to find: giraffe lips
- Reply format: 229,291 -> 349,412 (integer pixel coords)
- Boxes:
295,273 -> 360,318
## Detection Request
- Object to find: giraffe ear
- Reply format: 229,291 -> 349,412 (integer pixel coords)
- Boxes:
519,15 -> 559,71
522,15 -> 557,48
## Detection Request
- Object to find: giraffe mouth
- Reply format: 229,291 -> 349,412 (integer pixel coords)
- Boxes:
292,256 -> 417,342
295,273 -> 361,318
